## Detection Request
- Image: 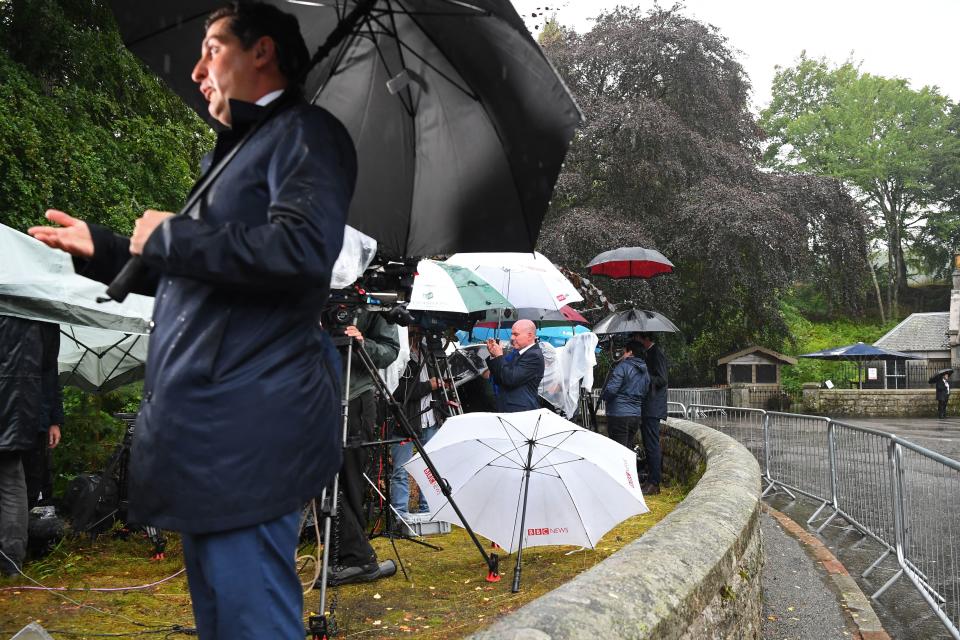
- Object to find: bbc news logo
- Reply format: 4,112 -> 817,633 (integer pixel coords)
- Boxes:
527,527 -> 568,536
424,468 -> 442,494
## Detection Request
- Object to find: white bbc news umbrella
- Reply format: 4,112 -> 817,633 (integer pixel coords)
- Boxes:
404,409 -> 648,591
407,259 -> 513,315
445,252 -> 583,312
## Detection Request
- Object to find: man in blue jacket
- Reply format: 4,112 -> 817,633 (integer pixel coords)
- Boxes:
486,320 -> 545,412
602,340 -> 650,450
30,4 -> 353,637
637,332 -> 669,495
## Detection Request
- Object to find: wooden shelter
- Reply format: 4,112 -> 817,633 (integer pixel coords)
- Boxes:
717,347 -> 797,386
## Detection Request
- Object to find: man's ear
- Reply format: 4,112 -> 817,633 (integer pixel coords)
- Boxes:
253,36 -> 277,70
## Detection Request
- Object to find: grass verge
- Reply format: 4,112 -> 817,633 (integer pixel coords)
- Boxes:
0,487 -> 684,639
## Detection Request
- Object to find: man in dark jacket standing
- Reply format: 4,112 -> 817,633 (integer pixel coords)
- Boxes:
23,321 -> 64,510
0,317 -> 61,576
637,332 -> 668,495
935,372 -> 950,419
602,341 -> 650,449
30,4 -> 353,637
486,320 -> 545,412
330,310 -> 399,585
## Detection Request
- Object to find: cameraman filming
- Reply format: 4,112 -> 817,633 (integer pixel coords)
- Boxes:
329,309 -> 400,585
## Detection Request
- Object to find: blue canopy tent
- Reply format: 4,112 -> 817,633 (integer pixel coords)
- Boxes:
458,324 -> 591,348
798,341 -> 921,389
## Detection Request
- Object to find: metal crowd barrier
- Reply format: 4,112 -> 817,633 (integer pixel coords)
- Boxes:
668,387 -> 729,410
685,404 -> 960,640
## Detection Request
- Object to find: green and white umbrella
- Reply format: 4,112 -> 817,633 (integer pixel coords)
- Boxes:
408,260 -> 513,315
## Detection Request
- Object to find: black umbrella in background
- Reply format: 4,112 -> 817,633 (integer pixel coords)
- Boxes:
928,368 -> 954,384
108,0 -> 583,258
593,309 -> 679,335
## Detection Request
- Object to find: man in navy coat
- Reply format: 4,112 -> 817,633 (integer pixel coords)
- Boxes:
486,320 -> 545,412
30,4 -> 353,637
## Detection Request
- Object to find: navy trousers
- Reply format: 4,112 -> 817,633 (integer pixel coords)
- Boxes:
180,509 -> 303,639
639,416 -> 662,485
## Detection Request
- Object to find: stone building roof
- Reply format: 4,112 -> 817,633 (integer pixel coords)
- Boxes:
874,312 -> 949,353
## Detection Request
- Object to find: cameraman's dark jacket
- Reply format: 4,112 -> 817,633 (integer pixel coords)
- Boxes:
73,97 -> 356,534
392,350 -> 435,436
642,342 -> 669,420
0,317 -> 63,452
343,311 -> 400,401
602,356 -> 649,417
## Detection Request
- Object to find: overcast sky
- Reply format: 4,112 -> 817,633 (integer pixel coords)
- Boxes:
510,0 -> 960,111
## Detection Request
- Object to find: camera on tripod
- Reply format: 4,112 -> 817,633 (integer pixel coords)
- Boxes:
322,256 -> 419,336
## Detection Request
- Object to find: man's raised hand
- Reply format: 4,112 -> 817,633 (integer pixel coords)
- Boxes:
29,210 -> 94,258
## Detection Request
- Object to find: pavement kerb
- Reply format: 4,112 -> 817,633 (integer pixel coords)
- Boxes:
763,503 -> 891,640
469,417 -> 763,640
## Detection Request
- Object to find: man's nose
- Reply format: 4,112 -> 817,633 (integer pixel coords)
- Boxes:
191,59 -> 206,84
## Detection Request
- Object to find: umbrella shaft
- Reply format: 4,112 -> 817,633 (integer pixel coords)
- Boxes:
511,440 -> 537,593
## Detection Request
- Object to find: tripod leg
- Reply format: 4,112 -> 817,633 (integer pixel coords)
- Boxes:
352,343 -> 499,581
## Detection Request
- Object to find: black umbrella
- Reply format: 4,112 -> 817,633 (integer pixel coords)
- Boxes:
108,0 -> 582,258
929,368 -> 954,384
592,309 -> 679,335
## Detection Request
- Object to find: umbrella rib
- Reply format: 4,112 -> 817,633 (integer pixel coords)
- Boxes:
395,0 -> 482,100
556,471 -> 596,548
477,439 -> 520,465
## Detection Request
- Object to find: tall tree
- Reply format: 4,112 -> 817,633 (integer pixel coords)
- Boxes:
538,7 -> 869,382
760,55 -> 960,317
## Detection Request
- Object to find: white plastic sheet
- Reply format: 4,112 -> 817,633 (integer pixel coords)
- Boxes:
538,332 -> 599,419
330,225 -> 378,289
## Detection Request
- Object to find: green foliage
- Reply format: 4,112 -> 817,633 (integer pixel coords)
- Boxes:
0,0 -> 214,233
777,302 -> 900,394
53,383 -> 141,495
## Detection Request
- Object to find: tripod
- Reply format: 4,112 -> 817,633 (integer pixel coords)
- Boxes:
104,413 -> 167,559
310,329 -> 501,638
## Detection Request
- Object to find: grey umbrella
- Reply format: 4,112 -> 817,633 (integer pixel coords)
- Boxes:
592,309 -> 679,335
108,0 -> 582,259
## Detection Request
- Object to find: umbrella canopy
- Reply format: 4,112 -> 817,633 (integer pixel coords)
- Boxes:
929,368 -> 955,384
404,408 -> 647,559
107,1 -> 582,258
483,305 -> 588,327
458,324 -> 591,348
593,309 -> 679,335
586,247 -> 674,279
446,252 -> 583,312
407,260 -> 513,315
798,342 -> 921,361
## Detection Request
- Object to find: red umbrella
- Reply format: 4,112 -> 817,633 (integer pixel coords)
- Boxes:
586,247 -> 674,279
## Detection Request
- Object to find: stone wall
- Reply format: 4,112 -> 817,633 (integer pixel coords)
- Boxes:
469,418 -> 763,640
802,386 -> 960,417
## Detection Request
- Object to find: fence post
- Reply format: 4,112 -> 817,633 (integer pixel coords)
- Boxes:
872,439 -> 906,600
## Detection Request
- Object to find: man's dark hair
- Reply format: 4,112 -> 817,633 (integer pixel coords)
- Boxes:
636,332 -> 654,342
206,2 -> 311,85
625,340 -> 644,356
